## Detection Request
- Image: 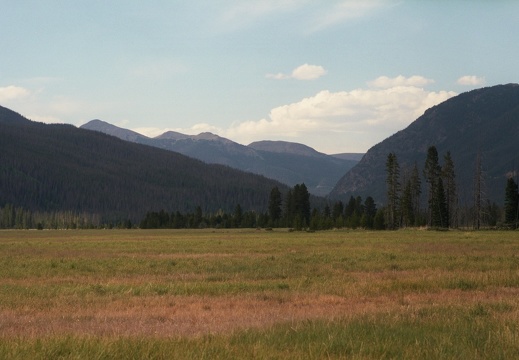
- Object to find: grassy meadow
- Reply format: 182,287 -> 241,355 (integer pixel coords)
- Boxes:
1,229 -> 519,359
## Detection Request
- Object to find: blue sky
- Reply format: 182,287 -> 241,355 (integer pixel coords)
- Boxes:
1,1 -> 518,153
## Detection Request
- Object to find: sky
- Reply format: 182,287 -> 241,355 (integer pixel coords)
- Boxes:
1,1 -> 518,154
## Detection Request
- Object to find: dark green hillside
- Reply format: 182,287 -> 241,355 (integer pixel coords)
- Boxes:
0,106 -> 289,222
330,84 -> 519,205
81,121 -> 357,196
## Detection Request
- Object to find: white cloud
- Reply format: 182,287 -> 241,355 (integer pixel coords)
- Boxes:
267,64 -> 327,80
292,64 -> 327,80
135,78 -> 457,153
457,75 -> 485,86
0,85 -> 30,102
368,75 -> 434,88
223,80 -> 456,152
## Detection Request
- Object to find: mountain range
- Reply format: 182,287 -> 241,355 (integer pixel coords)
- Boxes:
80,120 -> 359,196
0,105 -> 294,222
2,83 -> 518,225
330,83 -> 519,205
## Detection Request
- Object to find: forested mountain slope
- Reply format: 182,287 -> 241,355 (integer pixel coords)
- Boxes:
0,106 -> 289,222
81,121 -> 357,196
330,84 -> 519,205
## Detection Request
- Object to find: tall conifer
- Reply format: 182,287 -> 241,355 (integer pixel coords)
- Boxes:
385,152 -> 400,229
504,177 -> 519,227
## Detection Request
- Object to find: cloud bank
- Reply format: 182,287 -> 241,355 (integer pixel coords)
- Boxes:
368,75 -> 434,88
146,75 -> 457,153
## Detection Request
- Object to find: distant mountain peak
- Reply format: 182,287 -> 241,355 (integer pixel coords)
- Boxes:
78,119 -> 360,196
155,131 -> 232,143
81,120 -> 149,142
154,131 -> 190,140
248,140 -> 324,157
195,132 -> 217,139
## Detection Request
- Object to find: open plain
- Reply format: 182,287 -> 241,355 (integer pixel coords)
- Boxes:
1,229 -> 518,359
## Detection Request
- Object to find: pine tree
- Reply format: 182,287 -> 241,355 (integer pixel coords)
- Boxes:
442,151 -> 457,228
400,179 -> 414,227
385,152 -> 400,229
284,189 -> 294,227
410,163 -> 422,225
233,204 -> 243,228
424,146 -> 441,227
268,186 -> 282,226
362,196 -> 377,229
344,196 -> 356,220
295,183 -> 311,228
332,201 -> 344,221
432,178 -> 448,228
504,177 -> 519,227
284,184 -> 310,229
373,208 -> 386,230
473,151 -> 484,229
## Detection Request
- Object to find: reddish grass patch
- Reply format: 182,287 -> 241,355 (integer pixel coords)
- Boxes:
2,289 -> 518,338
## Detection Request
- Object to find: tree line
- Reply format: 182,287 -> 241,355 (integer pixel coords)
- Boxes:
139,183 -> 382,231
384,145 -> 518,230
2,146 -> 517,230
0,183 -> 381,230
0,204 -> 105,230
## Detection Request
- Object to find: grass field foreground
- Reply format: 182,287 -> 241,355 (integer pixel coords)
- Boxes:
1,229 -> 518,359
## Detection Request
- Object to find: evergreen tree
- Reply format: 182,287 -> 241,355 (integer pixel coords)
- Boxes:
347,196 -> 364,228
194,206 -> 203,228
332,201 -> 344,221
473,151 -> 484,229
424,146 -> 441,227
373,208 -> 386,230
283,189 -> 294,227
282,184 -> 310,229
504,177 -> 519,227
268,186 -> 282,225
442,151 -> 457,228
385,152 -> 400,229
410,163 -> 422,226
432,178 -> 448,228
323,205 -> 331,219
233,204 -> 243,228
354,196 -> 364,216
344,196 -> 356,220
293,183 -> 310,228
400,179 -> 414,227
362,196 -> 377,229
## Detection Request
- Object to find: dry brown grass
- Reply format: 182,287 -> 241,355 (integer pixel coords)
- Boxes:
1,229 -> 519,341
2,287 -> 519,338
